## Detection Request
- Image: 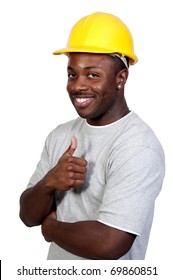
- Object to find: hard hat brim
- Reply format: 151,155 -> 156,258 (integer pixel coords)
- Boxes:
53,47 -> 138,65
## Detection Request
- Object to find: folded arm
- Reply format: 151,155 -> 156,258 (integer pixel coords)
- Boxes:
41,211 -> 136,259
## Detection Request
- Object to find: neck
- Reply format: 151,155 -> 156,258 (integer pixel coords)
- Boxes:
87,105 -> 130,126
118,106 -> 130,119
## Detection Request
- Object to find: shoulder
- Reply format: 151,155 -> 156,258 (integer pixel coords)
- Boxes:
43,117 -> 85,155
108,112 -> 165,171
46,117 -> 83,141
128,112 -> 165,159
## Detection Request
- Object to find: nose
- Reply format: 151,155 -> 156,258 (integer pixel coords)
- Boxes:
67,75 -> 89,93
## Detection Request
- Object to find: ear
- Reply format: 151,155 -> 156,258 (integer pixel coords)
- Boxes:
116,69 -> 129,90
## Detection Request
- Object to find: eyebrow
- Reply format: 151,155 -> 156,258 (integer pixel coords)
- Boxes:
67,66 -> 98,71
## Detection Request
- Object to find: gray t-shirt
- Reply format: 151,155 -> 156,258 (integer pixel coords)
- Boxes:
27,112 -> 165,260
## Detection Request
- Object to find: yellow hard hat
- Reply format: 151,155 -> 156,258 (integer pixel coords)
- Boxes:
53,12 -> 138,65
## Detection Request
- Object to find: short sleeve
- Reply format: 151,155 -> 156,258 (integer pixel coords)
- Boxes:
27,137 -> 51,188
98,147 -> 165,235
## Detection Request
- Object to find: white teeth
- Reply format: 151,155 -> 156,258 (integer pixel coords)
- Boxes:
76,98 -> 89,103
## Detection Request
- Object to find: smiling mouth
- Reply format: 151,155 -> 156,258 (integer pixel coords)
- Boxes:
73,96 -> 95,108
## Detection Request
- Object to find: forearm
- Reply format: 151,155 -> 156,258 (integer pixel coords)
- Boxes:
42,218 -> 135,259
19,179 -> 55,227
44,220 -> 109,259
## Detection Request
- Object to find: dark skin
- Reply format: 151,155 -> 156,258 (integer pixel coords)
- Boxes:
67,53 -> 129,126
19,53 -> 135,259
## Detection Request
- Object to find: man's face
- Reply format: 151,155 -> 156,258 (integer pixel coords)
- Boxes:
66,53 -> 119,126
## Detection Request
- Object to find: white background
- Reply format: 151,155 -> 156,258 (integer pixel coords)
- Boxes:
0,0 -> 172,277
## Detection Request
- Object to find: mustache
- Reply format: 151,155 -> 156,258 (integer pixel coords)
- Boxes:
70,90 -> 96,97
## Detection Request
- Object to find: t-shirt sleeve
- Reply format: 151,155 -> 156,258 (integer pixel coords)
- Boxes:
97,146 -> 165,236
27,136 -> 51,189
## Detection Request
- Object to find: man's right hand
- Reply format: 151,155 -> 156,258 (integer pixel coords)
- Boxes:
44,136 -> 87,191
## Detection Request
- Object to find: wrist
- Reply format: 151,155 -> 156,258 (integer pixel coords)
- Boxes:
37,174 -> 56,194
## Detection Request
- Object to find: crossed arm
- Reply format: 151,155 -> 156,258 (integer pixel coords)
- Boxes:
19,137 -> 135,259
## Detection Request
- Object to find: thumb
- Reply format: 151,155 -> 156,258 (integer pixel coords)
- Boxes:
65,136 -> 77,156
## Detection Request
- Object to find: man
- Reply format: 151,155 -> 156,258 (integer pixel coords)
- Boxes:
19,12 -> 165,260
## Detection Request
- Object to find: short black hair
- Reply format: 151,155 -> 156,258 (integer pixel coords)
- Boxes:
109,55 -> 129,74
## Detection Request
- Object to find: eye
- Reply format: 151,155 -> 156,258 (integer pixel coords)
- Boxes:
68,73 -> 77,79
88,73 -> 99,79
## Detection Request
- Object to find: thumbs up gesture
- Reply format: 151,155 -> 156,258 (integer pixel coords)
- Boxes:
44,137 -> 87,191
64,136 -> 78,156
